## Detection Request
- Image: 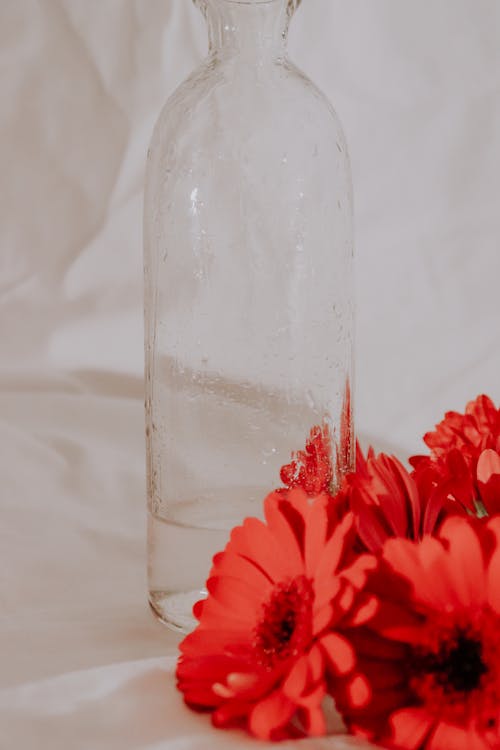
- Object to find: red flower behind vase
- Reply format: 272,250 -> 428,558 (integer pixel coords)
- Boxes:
411,395 -> 500,517
337,516 -> 500,750
280,423 -> 333,496
280,386 -> 353,497
336,379 -> 354,479
176,488 -> 377,741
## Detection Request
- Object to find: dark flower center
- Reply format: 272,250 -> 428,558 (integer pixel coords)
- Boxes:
254,576 -> 313,667
416,633 -> 488,694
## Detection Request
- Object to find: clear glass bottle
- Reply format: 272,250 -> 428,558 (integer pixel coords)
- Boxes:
144,0 -> 354,631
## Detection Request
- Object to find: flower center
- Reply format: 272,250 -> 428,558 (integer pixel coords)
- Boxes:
254,576 -> 313,667
409,612 -> 500,732
421,634 -> 488,694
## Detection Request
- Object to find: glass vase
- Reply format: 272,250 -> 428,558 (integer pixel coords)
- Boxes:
144,0 -> 354,631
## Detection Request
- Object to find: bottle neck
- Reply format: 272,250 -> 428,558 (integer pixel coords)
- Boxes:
198,0 -> 294,62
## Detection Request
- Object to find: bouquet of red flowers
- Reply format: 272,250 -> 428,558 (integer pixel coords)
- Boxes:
176,395 -> 500,749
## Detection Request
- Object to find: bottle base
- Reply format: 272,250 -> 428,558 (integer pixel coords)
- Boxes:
148,589 -> 206,633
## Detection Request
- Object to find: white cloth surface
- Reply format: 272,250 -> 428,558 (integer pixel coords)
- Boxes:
1,0 -> 499,747
0,379 -> 180,690
0,656 -> 374,750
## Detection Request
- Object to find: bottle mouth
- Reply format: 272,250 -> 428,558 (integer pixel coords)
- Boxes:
194,0 -> 301,10
220,0 -> 295,4
202,0 -> 287,4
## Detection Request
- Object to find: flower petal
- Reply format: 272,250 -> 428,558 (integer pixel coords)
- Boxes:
220,551 -> 275,590
343,594 -> 379,627
438,516 -> 486,607
282,655 -> 308,699
263,491 -> 306,575
312,602 -> 334,634
248,690 -> 296,740
296,682 -> 325,710
384,535 -> 458,610
466,728 -> 493,750
389,708 -> 434,750
307,644 -> 324,683
320,632 -> 355,676
304,495 -> 328,575
428,721 -> 472,750
314,512 -> 354,585
301,705 -> 326,736
212,699 -> 252,728
340,554 -> 378,590
354,501 -> 394,552
206,575 -> 264,619
477,448 -> 500,484
230,516 -> 300,582
345,674 -> 371,708
487,518 -> 500,614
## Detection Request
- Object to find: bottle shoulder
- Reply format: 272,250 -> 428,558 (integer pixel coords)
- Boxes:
280,59 -> 349,149
149,55 -> 347,157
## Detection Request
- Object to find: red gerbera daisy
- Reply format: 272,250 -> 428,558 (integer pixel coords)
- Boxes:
416,395 -> 500,463
340,449 -> 464,553
411,396 -> 500,517
337,516 -> 500,750
176,488 -> 377,741
280,423 -> 333,495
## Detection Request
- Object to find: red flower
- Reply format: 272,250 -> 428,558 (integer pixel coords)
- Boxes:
340,448 -> 464,553
336,379 -> 354,479
337,516 -> 500,749
417,395 -> 500,462
176,488 -> 377,741
411,396 -> 500,517
280,423 -> 333,495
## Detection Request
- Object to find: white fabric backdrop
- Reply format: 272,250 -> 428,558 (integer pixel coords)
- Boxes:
1,0 -> 499,746
3,0 -> 500,449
